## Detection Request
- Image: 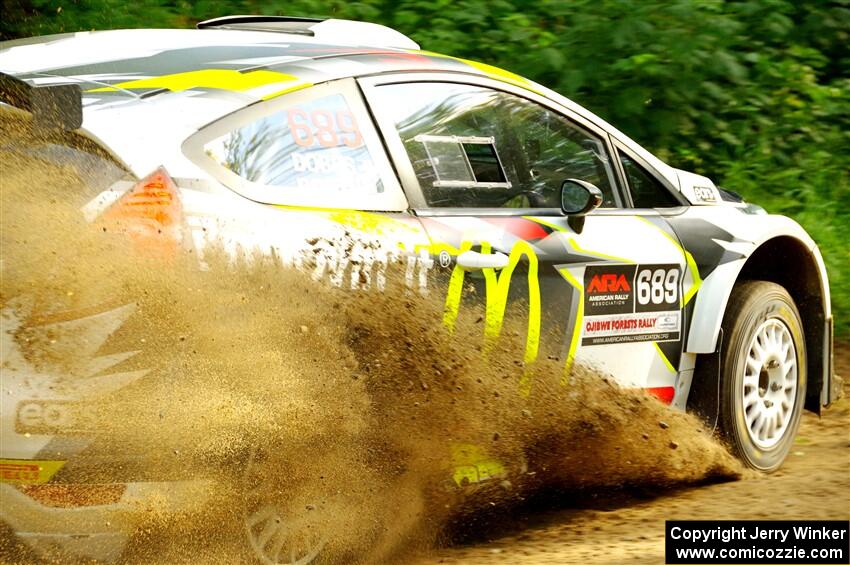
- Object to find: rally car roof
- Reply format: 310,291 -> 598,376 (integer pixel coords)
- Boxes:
0,26 -> 683,190
0,28 -> 527,107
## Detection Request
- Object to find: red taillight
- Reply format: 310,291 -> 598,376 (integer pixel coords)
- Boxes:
647,386 -> 675,404
100,166 -> 183,256
18,484 -> 127,507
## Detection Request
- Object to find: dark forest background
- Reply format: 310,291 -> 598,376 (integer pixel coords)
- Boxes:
2,0 -> 848,335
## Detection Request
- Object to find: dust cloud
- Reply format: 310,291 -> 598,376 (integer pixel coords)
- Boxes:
0,114 -> 740,564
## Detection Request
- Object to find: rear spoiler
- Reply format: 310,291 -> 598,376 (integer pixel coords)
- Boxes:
197,15 -> 421,50
197,15 -> 323,34
0,72 -> 82,131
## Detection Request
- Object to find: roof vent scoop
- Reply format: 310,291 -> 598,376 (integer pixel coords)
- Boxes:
197,15 -> 420,50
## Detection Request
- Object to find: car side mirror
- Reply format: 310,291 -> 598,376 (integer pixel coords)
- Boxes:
560,178 -> 603,233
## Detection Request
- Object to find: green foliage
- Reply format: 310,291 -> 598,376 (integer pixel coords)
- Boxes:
2,0 -> 848,335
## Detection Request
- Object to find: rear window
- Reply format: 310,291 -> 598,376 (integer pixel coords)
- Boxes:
185,79 -> 407,211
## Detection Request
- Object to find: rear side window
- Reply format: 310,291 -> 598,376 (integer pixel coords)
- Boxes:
619,151 -> 681,208
187,80 -> 407,211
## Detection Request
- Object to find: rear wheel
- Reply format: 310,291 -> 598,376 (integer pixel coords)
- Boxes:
239,439 -> 390,565
718,281 -> 806,471
241,449 -> 329,565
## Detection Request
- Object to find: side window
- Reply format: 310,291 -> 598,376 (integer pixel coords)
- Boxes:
370,82 -> 619,209
187,81 -> 407,210
619,151 -> 681,208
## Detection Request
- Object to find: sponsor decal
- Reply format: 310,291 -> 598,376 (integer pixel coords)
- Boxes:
15,400 -> 79,434
693,186 -> 717,203
288,106 -> 363,149
582,264 -> 681,345
585,264 -> 636,316
0,459 -> 65,484
449,443 -> 507,487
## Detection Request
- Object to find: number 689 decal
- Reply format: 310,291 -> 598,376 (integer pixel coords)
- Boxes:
635,265 -> 681,312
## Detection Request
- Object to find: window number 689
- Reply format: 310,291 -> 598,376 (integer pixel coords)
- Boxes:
636,268 -> 679,305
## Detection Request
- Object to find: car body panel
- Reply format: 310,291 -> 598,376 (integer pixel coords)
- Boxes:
667,206 -> 830,354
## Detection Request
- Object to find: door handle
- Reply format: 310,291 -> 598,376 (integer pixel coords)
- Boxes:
456,250 -> 509,270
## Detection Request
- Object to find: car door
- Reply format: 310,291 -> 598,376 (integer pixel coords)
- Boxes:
360,74 -> 697,405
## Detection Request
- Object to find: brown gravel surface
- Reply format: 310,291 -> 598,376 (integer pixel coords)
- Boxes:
420,344 -> 850,565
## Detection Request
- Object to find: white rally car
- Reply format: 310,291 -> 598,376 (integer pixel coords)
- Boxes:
0,15 -> 836,564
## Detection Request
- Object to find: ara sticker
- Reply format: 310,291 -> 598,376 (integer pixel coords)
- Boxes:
582,264 -> 681,345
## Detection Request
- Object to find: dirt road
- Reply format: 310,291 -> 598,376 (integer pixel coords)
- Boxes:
420,344 -> 850,564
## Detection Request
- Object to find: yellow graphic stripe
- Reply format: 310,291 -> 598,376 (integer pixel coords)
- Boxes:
439,240 -> 542,396
88,69 -> 302,94
442,240 -> 474,333
522,216 -> 563,232
459,59 -> 547,96
558,267 -> 584,384
417,51 -> 547,96
635,216 -> 702,306
488,242 -> 540,396
479,241 -> 499,342
653,342 -> 677,374
568,236 -> 633,264
262,82 -> 313,100
272,205 -> 421,238
0,459 -> 65,484
524,216 -> 633,263
681,251 -> 703,305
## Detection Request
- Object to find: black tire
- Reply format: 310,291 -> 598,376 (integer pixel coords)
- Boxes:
718,281 -> 806,472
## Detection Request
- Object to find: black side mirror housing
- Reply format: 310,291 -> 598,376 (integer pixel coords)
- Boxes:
560,178 -> 603,233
